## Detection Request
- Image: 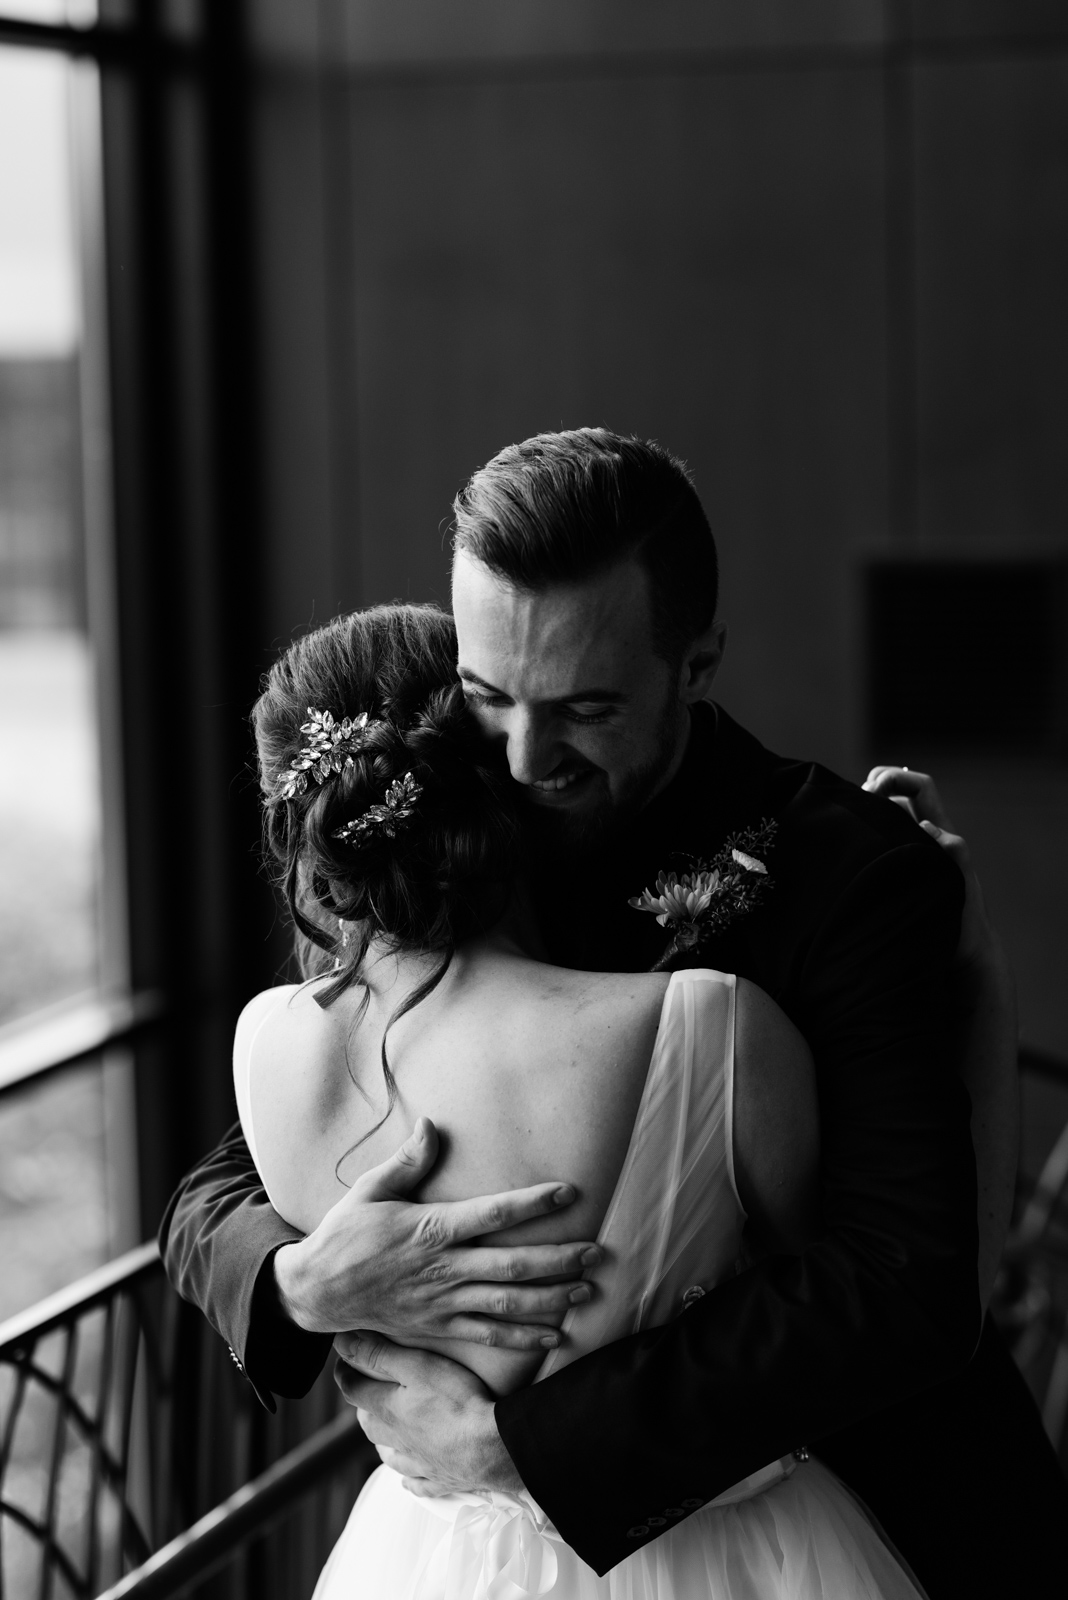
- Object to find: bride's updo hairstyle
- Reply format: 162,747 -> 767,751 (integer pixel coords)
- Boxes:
254,604 -> 520,1150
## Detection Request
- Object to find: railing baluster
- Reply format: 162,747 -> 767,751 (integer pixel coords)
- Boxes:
42,1323 -> 77,1600
86,1294 -> 116,1592
0,1244 -> 371,1599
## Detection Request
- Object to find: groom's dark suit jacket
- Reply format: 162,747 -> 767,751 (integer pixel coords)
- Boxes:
160,704 -> 1066,1594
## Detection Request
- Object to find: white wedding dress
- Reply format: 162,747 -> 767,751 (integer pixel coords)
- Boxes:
236,970 -> 926,1600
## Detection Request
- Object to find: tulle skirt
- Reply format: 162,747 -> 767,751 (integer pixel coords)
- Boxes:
311,1456 -> 926,1600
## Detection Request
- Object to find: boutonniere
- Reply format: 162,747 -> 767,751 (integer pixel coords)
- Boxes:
629,819 -> 778,970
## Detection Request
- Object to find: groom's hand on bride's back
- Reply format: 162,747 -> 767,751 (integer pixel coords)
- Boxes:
332,1331 -> 519,1497
272,1116 -> 601,1349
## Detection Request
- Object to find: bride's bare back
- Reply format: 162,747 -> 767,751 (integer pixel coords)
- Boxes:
237,938 -> 817,1396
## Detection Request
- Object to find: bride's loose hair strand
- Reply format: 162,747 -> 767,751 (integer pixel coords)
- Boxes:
254,605 -> 521,1168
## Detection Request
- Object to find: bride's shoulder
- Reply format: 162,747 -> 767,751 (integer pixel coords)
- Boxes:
233,982 -> 345,1083
540,967 -> 672,1044
597,969 -> 672,1009
234,983 -> 303,1051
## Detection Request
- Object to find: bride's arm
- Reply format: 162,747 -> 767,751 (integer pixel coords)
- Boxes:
731,979 -> 820,1256
862,766 -> 1018,1310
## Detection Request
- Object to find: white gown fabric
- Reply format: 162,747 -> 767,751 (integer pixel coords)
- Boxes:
237,970 -> 926,1600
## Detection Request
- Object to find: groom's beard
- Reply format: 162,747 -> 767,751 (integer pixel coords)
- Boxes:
518,704 -> 680,862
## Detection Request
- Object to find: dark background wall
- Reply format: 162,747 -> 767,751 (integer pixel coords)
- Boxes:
239,2 -> 1068,1089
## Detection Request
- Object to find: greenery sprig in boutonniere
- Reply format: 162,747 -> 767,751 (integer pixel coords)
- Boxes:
629,819 -> 778,971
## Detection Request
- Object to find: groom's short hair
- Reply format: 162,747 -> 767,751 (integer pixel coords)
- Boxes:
451,428 -> 718,666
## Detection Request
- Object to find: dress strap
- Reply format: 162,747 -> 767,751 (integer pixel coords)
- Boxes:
536,969 -> 743,1380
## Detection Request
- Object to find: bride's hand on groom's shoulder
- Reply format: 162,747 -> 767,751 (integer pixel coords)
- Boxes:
332,1331 -> 522,1496
863,765 -> 1002,971
863,764 -> 954,832
273,1116 -> 601,1347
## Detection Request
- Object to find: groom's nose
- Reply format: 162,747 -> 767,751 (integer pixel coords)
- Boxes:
503,707 -> 558,785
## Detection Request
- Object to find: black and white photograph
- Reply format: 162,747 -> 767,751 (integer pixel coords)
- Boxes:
0,4 -> 1066,1598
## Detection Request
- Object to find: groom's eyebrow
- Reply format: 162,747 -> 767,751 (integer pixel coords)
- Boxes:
458,668 -> 628,705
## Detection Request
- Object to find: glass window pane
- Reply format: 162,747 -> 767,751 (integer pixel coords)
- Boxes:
0,45 -> 100,1027
0,46 -> 120,1317
0,2 -> 97,26
0,1063 -> 107,1321
0,635 -> 100,1018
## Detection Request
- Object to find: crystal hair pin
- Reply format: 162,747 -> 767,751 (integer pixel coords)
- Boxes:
334,772 -> 423,847
277,708 -> 376,800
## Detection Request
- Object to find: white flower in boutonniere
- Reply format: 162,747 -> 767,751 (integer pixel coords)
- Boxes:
731,848 -> 767,875
629,819 -> 778,970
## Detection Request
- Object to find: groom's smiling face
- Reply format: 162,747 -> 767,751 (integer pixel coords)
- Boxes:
452,552 -> 718,842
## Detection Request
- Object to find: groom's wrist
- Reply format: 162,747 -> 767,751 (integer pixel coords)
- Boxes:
482,1402 -> 524,1494
246,1247 -> 334,1398
274,1239 -> 329,1333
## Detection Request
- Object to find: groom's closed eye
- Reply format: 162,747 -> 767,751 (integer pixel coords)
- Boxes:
459,671 -> 629,726
465,691 -> 618,727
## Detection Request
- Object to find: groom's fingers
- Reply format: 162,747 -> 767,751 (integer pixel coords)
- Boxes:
447,1235 -> 604,1286
350,1116 -> 440,1202
333,1329 -> 408,1381
334,1330 -> 484,1400
431,1182 -> 580,1244
375,1445 -> 430,1479
333,1358 -> 399,1422
434,1241 -> 601,1292
402,1476 -> 451,1499
442,1274 -> 593,1324
440,1315 -> 564,1351
453,1277 -> 588,1315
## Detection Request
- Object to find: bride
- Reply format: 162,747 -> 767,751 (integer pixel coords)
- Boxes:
234,602 -> 926,1600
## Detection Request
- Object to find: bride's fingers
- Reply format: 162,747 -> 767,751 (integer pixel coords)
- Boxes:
918,819 -> 972,871
863,764 -> 906,788
862,766 -> 954,831
432,1182 -> 580,1244
862,766 -> 919,821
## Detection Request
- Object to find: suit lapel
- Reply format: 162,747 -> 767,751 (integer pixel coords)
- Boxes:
534,703 -> 787,975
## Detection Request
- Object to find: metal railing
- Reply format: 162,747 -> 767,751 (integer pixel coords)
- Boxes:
0,1243 -> 377,1600
96,1412 -> 372,1600
0,1244 -> 163,1598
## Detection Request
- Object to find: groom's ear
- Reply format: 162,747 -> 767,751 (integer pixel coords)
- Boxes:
677,618 -> 727,703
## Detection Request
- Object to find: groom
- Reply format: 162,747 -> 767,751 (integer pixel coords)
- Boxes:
162,430 -> 1065,1594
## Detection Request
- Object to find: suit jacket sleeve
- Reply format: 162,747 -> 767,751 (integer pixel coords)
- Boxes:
495,841 -> 979,1576
158,1122 -> 332,1408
